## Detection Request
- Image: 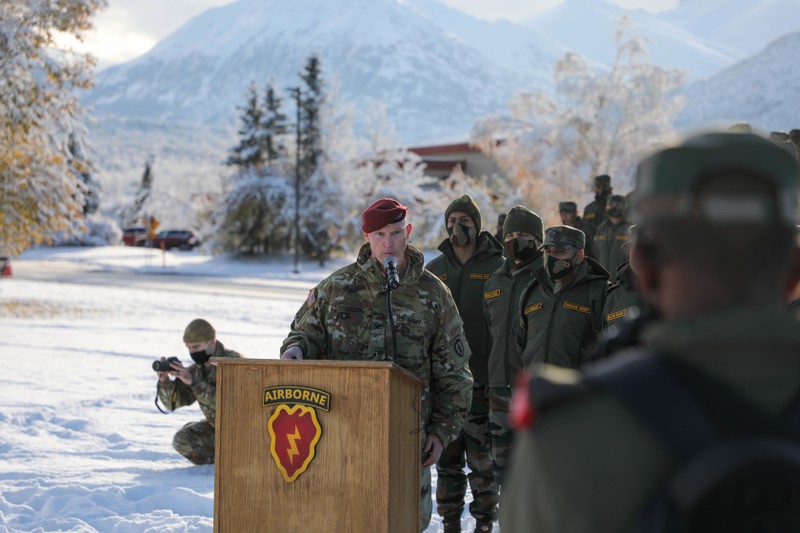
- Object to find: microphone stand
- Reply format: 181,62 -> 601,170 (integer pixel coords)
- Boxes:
385,280 -> 398,365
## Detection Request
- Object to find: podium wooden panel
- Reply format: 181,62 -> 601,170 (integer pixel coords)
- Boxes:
212,359 -> 421,533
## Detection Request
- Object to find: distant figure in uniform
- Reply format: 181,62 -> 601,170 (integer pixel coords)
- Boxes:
603,226 -> 644,328
517,225 -> 609,370
483,205 -> 544,487
427,194 -> 504,533
279,197 -> 473,532
155,318 -> 244,465
582,174 -> 612,229
501,131 -> 800,532
558,201 -> 595,259
493,213 -> 506,243
593,194 -> 632,276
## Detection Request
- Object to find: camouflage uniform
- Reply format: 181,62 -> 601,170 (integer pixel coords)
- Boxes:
427,230 -> 504,528
501,132 -> 800,532
603,261 -> 643,327
484,254 -> 542,486
281,242 -> 473,532
157,341 -> 243,464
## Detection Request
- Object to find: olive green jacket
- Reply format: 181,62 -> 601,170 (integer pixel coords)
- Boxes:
484,254 -> 543,388
426,232 -> 505,384
157,341 -> 243,427
280,243 -> 473,448
603,261 -> 644,327
501,308 -> 800,533
593,217 -> 632,276
517,258 -> 609,370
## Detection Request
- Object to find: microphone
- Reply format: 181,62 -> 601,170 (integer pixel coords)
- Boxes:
383,256 -> 400,290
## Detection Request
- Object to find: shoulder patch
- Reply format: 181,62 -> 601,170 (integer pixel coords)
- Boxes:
585,213 -> 596,220
616,235 -> 630,241
563,301 -> 591,314
437,273 -> 448,282
607,309 -> 627,322
484,289 -> 501,300
469,273 -> 491,280
595,234 -> 607,241
524,302 -> 543,315
306,288 -> 317,309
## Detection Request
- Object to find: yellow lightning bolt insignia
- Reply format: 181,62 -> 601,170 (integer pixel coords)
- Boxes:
286,425 -> 301,464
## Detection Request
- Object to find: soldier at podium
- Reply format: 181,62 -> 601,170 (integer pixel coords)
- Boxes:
280,197 -> 474,532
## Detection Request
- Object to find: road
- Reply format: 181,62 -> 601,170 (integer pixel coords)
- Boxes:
9,259 -> 315,303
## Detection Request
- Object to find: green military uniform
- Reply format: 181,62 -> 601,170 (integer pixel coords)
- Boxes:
603,261 -> 643,327
157,341 -> 243,464
582,174 -> 612,230
501,131 -> 800,532
428,228 -> 504,528
558,201 -> 596,259
281,242 -> 473,532
593,208 -> 632,276
517,257 -> 609,370
484,205 -> 544,487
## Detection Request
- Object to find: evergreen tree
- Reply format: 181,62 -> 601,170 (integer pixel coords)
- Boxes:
259,83 -> 288,169
298,55 -> 324,181
128,157 -> 154,226
67,132 -> 100,215
225,83 -> 265,171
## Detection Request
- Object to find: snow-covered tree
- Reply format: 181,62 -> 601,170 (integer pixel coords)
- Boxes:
260,83 -> 289,168
0,0 -> 107,254
127,157 -> 154,226
473,15 -> 685,222
225,83 -> 265,171
299,55 -> 324,181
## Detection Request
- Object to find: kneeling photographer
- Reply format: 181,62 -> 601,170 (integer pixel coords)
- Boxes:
154,318 -> 244,465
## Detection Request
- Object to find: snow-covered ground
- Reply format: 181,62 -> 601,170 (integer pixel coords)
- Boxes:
0,246 -> 487,532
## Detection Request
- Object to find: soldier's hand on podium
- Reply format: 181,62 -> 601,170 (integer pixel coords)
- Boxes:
280,346 -> 304,360
422,433 -> 443,467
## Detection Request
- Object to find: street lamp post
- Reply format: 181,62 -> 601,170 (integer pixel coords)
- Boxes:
288,87 -> 302,274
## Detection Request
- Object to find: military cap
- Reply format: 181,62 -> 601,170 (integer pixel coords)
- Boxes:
594,174 -> 611,186
445,194 -> 482,234
607,194 -> 626,205
542,225 -> 586,250
503,205 -> 544,242
183,319 -> 216,343
362,198 -> 408,233
559,201 -> 578,212
634,131 -> 799,226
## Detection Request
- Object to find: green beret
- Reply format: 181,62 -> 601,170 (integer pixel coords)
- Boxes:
445,194 -> 482,234
503,205 -> 544,242
634,132 -> 799,226
183,319 -> 216,343
543,225 -> 586,250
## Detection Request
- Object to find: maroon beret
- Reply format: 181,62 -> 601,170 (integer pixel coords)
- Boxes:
362,198 -> 408,233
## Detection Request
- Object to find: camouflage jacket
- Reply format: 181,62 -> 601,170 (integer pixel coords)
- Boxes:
517,258 -> 609,370
604,261 -> 644,327
280,243 -> 473,448
426,231 -> 505,384
157,341 -> 243,427
483,255 -> 543,388
593,217 -> 632,276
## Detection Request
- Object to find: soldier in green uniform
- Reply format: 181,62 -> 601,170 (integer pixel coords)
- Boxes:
603,225 -> 643,328
155,318 -> 244,465
517,226 -> 609,370
279,197 -> 474,532
582,174 -> 612,229
501,131 -> 800,532
558,200 -> 595,259
483,205 -> 544,487
593,194 -> 632,276
427,194 -> 504,533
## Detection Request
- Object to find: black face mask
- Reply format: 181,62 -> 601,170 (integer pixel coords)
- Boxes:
190,345 -> 210,365
607,207 -> 623,217
447,223 -> 476,247
545,253 -> 575,280
503,237 -> 537,262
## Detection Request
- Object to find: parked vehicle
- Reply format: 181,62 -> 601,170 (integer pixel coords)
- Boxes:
122,227 -> 147,247
151,230 -> 201,250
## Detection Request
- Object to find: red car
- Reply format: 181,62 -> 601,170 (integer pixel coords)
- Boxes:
151,230 -> 201,250
122,227 -> 147,247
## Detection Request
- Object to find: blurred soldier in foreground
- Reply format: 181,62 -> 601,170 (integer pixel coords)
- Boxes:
155,318 -> 244,465
427,194 -> 504,533
501,131 -> 800,532
279,197 -> 473,532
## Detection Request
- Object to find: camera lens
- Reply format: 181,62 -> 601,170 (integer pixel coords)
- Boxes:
152,360 -> 164,371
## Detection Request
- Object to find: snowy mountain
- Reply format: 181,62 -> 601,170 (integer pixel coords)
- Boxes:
677,31 -> 800,133
86,0 -> 556,145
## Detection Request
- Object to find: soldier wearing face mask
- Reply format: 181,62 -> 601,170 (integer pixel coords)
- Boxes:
517,226 -> 609,371
155,318 -> 244,465
482,205 -> 544,487
593,194 -> 633,276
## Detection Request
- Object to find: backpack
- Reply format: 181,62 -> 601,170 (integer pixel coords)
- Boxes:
584,352 -> 800,533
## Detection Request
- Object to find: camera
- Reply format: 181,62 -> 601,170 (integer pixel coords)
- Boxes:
152,356 -> 180,372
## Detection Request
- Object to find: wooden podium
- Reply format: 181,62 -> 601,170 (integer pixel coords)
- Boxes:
212,359 -> 422,533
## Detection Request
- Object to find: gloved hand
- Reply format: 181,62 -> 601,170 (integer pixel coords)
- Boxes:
280,346 -> 304,360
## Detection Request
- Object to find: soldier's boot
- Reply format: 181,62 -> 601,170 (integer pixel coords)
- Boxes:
474,522 -> 493,533
442,520 -> 461,533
